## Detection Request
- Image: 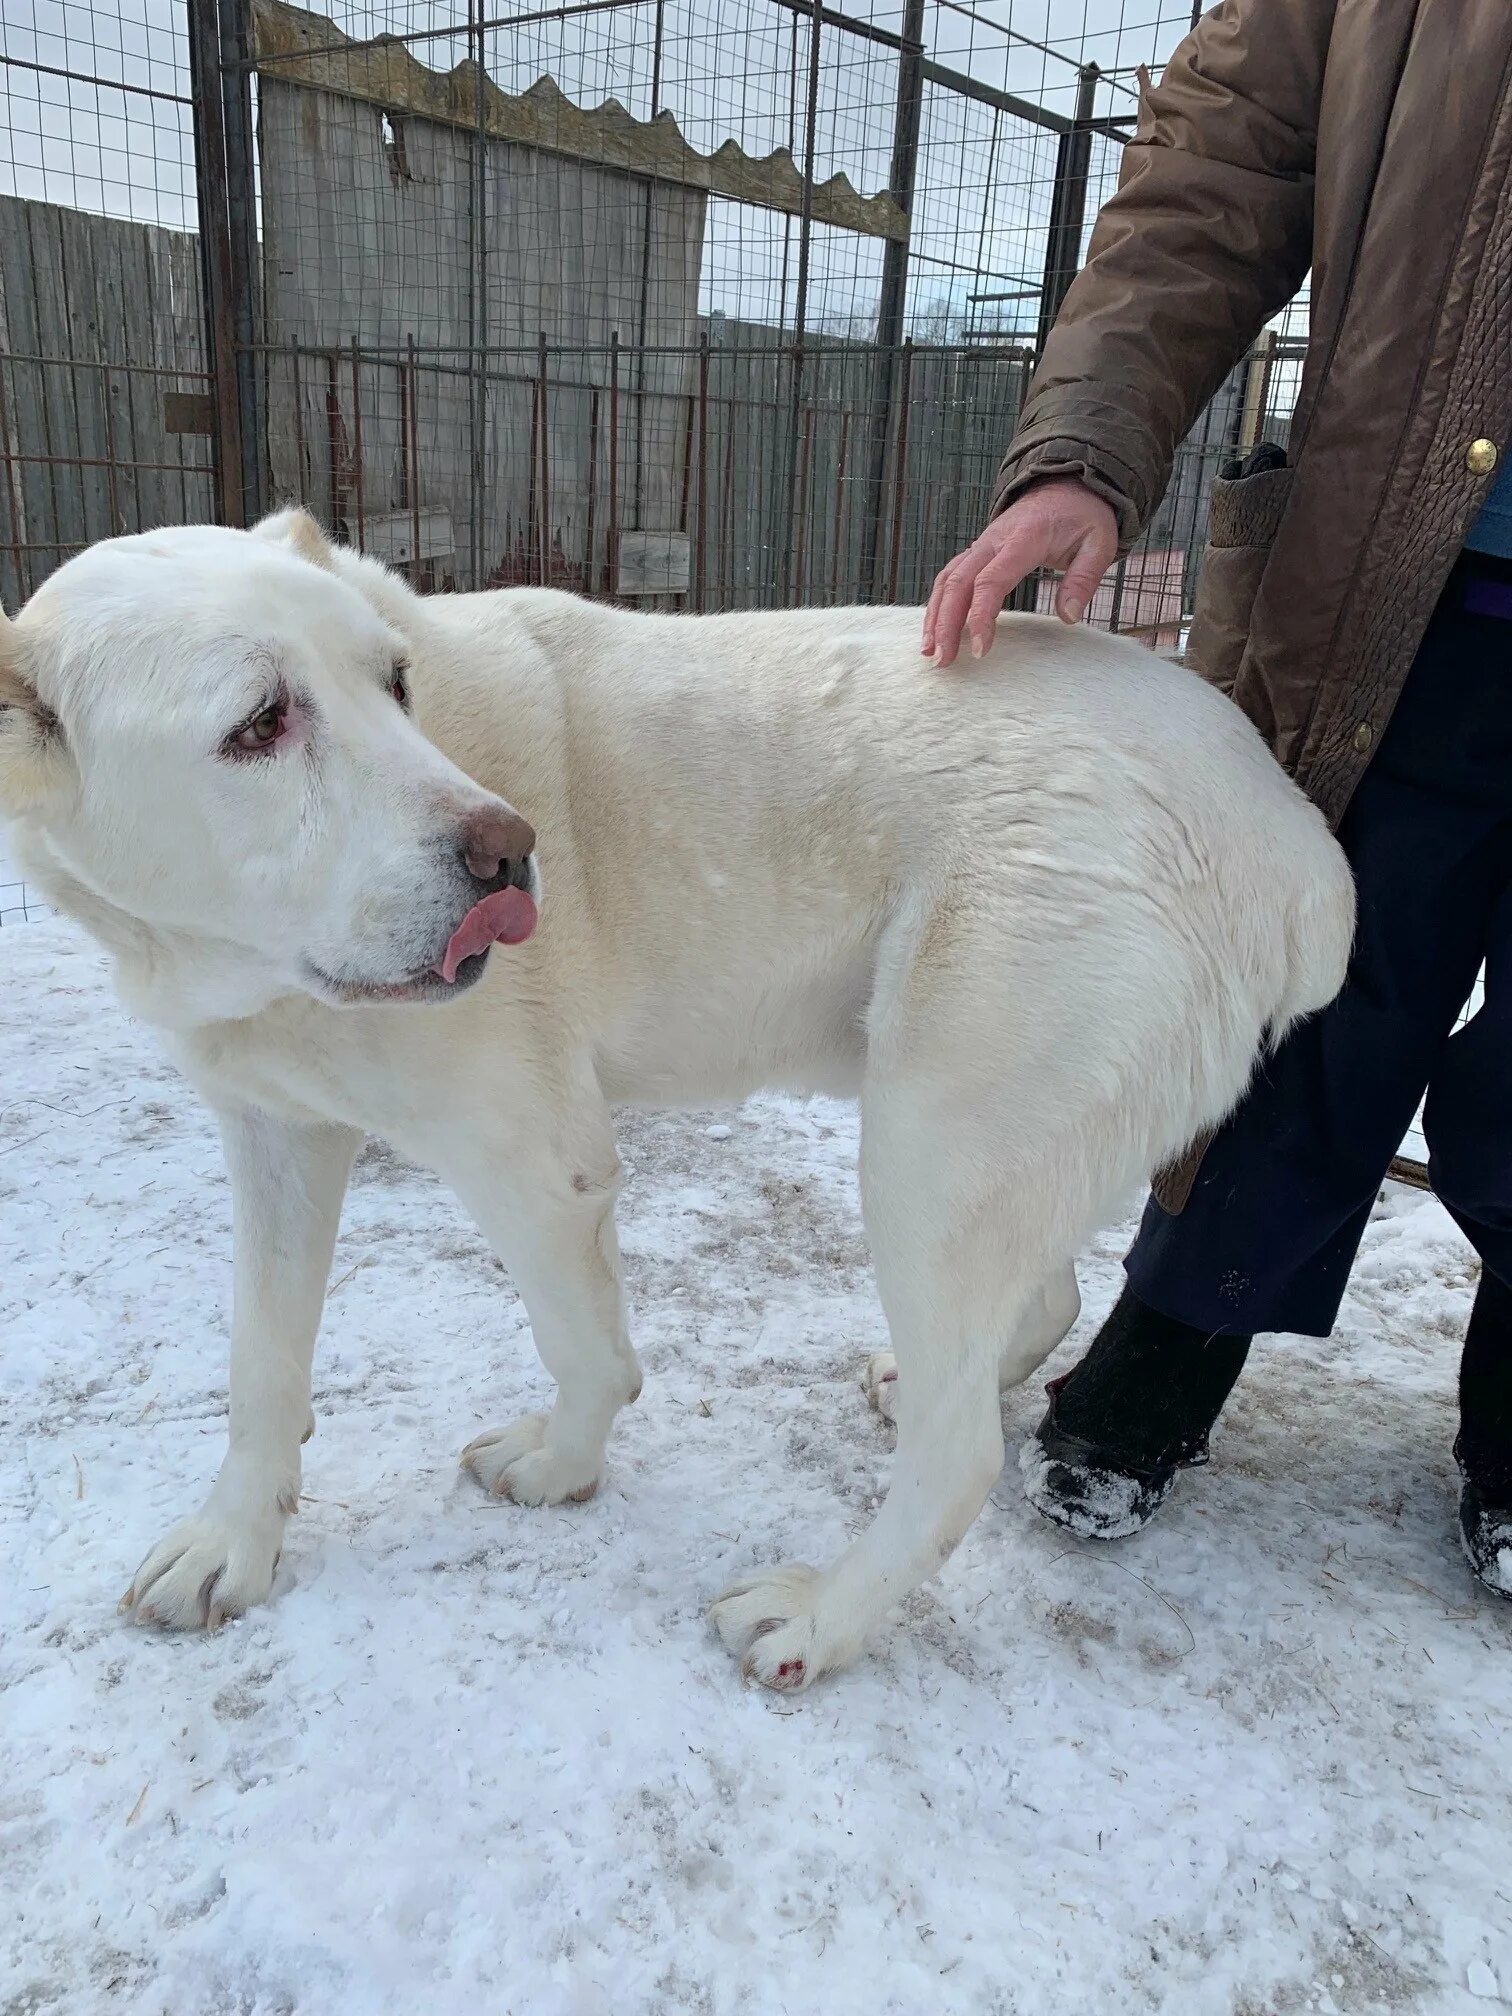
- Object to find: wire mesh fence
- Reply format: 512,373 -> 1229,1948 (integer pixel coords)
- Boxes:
3,0 -> 1231,619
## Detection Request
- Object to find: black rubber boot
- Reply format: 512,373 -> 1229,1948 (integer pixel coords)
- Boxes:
1456,1267 -> 1512,1600
1020,1285 -> 1253,1539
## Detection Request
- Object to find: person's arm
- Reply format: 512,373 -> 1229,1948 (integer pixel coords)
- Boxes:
925,0 -> 1332,665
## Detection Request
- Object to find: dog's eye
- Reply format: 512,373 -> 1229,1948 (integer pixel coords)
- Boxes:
228,699 -> 287,756
390,664 -> 411,712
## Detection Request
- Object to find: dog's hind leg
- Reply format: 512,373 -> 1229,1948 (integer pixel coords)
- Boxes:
123,1108 -> 361,1630
863,1261 -> 1080,1427
713,894 -> 1105,1689
712,1073 -> 1047,1688
452,1097 -> 642,1508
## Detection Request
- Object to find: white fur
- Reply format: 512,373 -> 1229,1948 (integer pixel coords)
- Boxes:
0,514 -> 1354,1685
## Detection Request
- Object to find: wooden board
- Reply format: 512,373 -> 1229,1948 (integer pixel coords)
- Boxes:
0,195 -> 214,605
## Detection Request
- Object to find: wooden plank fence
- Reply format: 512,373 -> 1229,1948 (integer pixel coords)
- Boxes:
0,194 -> 216,608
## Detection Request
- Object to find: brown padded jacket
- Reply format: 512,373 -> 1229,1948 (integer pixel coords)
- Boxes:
991,0 -> 1512,831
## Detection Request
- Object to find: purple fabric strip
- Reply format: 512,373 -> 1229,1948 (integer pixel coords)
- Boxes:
1462,574 -> 1512,620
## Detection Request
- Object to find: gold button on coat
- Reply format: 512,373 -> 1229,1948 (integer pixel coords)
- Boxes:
1468,438 -> 1499,475
1353,722 -> 1373,753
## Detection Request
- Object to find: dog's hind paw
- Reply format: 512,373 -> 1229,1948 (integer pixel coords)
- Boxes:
461,1414 -> 601,1506
710,1564 -> 859,1691
861,1351 -> 899,1426
122,1510 -> 285,1631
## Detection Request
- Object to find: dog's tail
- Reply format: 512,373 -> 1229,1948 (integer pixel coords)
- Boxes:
1273,810 -> 1356,1042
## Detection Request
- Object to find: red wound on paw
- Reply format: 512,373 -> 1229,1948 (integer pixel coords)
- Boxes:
774,1658 -> 806,1686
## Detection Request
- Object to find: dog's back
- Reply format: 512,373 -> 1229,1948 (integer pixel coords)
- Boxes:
393,579 -> 1352,1116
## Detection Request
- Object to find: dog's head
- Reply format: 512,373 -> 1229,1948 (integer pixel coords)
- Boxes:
0,510 -> 539,1026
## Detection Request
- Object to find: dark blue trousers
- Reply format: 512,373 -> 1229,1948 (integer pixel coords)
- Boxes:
1127,551 -> 1512,1337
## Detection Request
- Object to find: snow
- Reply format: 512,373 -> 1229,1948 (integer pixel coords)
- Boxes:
3,915 -> 1511,2016
0,840 -> 51,928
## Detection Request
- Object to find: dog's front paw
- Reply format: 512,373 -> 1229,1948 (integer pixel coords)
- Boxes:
861,1350 -> 899,1426
461,1415 -> 601,1506
122,1509 -> 286,1631
710,1564 -> 858,1691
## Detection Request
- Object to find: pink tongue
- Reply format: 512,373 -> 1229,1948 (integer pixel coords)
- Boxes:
435,887 -> 538,983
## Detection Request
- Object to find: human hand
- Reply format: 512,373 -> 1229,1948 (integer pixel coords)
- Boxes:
922,478 -> 1120,667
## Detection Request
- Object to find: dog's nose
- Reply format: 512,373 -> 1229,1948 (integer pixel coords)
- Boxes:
460,805 -> 536,885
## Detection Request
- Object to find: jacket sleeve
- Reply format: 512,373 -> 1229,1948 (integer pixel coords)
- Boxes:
990,0 -> 1333,542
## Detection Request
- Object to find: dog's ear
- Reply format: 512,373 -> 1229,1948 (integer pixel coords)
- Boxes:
0,608 -> 70,814
253,505 -> 335,572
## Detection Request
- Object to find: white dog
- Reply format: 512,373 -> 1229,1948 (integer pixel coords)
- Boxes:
0,511 -> 1353,1688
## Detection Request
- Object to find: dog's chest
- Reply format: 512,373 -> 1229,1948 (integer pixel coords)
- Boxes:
174,1012 -> 422,1140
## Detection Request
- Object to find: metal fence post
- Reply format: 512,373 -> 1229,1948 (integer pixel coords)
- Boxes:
466,0 -> 488,587
186,0 -> 245,526
1035,62 -> 1099,358
631,0 -> 666,538
860,0 -> 925,604
1007,59 -> 1098,611
778,0 -> 823,605
217,0 -> 263,523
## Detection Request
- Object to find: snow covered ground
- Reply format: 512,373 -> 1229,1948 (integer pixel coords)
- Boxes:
3,916 -> 1510,2016
0,841 -> 51,927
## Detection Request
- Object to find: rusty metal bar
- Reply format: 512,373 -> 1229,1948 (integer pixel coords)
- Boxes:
291,338 -> 307,507
467,0 -> 489,589
829,406 -> 850,604
780,0 -> 822,603
0,53 -> 193,105
861,0 -> 925,602
243,0 -> 652,71
219,0 -> 263,522
629,0 -> 666,536
186,0 -> 246,526
998,59 -> 1101,618
3,450 -> 214,475
793,402 -> 815,606
1106,554 -> 1129,633
720,400 -> 735,605
245,335 -> 1023,362
1036,63 -> 1100,355
886,338 -> 914,602
799,46 -> 826,318
261,350 -> 894,418
694,330 -> 709,612
406,333 -> 423,586
585,386 -> 601,598
0,352 -> 29,603
523,375 -> 539,585
918,55 -> 1125,145
608,332 -> 621,599
0,351 -> 214,380
98,364 -> 122,535
241,336 -> 1003,367
677,378 -> 695,559
325,354 -> 345,535
31,310 -> 62,564
537,330 -> 551,588
769,0 -> 1128,147
349,340 -> 366,549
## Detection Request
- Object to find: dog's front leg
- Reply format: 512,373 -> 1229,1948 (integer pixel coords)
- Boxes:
452,1129 -> 642,1507
123,1108 -> 360,1630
